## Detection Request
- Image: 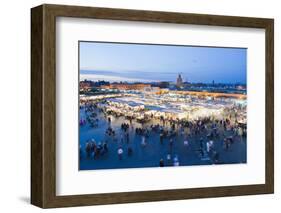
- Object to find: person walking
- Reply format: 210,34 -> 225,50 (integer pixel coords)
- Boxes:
117,147 -> 123,160
184,139 -> 189,147
159,159 -> 164,167
160,133 -> 164,144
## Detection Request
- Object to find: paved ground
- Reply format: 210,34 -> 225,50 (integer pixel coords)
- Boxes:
79,107 -> 246,170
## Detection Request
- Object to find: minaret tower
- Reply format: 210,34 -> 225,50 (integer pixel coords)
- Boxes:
176,73 -> 183,87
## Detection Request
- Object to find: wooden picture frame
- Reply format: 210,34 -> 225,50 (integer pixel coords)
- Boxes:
31,4 -> 274,208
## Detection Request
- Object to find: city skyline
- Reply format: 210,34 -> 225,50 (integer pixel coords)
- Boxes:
80,41 -> 247,84
79,75 -> 246,86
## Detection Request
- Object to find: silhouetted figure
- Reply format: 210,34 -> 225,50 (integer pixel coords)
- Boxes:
159,159 -> 164,167
128,147 -> 133,156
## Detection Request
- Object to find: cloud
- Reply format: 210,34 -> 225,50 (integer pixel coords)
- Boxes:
80,74 -> 153,83
80,70 -> 179,82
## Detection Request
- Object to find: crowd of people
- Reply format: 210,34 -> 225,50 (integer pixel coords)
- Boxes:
80,99 -> 247,168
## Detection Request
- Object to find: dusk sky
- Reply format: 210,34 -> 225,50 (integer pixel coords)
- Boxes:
79,41 -> 247,84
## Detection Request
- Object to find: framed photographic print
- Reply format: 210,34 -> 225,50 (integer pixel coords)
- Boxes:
31,4 -> 274,208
